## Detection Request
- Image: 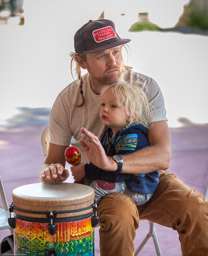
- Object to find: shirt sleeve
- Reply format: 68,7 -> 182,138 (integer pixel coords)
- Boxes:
116,132 -> 149,154
116,134 -> 137,153
144,77 -> 167,123
49,94 -> 72,146
85,162 -> 131,182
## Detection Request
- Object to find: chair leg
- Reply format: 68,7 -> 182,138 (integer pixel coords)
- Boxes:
0,177 -> 13,235
205,183 -> 208,201
0,177 -> 9,211
134,221 -> 162,256
151,223 -> 162,256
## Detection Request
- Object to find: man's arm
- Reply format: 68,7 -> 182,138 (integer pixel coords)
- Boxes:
80,121 -> 171,174
122,121 -> 171,174
40,143 -> 69,183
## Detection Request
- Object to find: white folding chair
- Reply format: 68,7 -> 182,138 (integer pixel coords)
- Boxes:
135,221 -> 162,255
41,126 -> 49,157
41,127 -> 162,255
205,182 -> 208,201
0,176 -> 12,232
0,177 -> 14,254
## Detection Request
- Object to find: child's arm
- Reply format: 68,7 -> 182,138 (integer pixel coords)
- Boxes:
71,162 -> 85,181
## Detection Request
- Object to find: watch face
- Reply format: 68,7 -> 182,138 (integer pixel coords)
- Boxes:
113,155 -> 123,162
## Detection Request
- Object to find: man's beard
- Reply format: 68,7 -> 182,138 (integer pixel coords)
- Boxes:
95,69 -> 122,85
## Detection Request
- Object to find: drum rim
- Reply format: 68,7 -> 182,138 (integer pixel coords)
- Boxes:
11,183 -> 95,219
12,182 -> 94,201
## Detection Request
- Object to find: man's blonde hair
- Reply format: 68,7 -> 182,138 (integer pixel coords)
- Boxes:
100,82 -> 151,127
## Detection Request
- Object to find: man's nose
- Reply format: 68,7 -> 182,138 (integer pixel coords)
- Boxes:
107,54 -> 117,66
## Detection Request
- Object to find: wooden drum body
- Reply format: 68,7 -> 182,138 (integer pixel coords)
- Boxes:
10,183 -> 95,256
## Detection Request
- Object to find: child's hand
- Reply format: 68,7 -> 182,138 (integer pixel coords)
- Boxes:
80,127 -> 116,171
71,162 -> 85,182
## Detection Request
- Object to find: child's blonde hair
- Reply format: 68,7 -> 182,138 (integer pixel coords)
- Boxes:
100,81 -> 151,127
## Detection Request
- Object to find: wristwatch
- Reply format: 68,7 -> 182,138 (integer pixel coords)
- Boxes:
112,155 -> 123,173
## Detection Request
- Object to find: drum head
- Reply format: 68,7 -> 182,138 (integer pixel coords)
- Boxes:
12,183 -> 94,219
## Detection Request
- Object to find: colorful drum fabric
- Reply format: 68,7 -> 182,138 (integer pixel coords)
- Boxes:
11,183 -> 95,256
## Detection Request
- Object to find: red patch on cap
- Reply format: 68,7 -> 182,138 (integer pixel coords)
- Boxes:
93,26 -> 116,43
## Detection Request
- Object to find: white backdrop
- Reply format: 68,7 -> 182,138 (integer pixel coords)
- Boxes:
0,0 -> 207,128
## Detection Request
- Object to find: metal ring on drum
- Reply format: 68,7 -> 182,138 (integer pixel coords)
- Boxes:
9,182 -> 95,256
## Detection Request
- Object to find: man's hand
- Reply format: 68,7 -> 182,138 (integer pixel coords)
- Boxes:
41,163 -> 69,183
80,127 -> 117,171
71,162 -> 85,181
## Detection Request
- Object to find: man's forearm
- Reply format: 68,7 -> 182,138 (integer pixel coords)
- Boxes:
81,121 -> 171,174
121,144 -> 171,174
103,121 -> 171,174
120,120 -> 171,174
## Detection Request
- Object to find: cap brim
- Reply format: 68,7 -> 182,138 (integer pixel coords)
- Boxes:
83,39 -> 130,53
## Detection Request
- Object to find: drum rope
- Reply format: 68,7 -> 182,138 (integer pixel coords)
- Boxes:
10,202 -> 93,215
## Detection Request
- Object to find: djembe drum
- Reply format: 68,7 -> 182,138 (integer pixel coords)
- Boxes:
9,182 -> 95,256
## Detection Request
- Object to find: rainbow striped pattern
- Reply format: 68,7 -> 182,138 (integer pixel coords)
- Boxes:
14,217 -> 94,255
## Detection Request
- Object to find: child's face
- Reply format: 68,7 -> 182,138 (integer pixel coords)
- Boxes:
99,88 -> 130,134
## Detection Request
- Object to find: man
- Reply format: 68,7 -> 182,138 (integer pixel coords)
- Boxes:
40,19 -> 208,256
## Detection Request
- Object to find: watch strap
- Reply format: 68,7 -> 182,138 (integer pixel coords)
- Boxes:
112,155 -> 123,173
116,161 -> 123,173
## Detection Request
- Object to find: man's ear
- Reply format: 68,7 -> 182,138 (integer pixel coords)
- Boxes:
75,55 -> 87,69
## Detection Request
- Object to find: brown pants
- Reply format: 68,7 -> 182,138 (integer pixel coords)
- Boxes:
98,171 -> 208,256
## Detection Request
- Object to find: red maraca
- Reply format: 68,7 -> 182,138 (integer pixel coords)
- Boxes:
65,146 -> 81,165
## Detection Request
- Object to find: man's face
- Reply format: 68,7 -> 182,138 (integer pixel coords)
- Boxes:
83,46 -> 123,86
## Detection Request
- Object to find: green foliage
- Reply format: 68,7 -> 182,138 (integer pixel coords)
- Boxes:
189,9 -> 208,30
129,22 -> 162,32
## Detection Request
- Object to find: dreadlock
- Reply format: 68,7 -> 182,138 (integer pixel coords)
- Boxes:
70,52 -> 85,107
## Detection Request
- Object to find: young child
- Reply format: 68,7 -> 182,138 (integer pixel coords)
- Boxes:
72,81 -> 159,205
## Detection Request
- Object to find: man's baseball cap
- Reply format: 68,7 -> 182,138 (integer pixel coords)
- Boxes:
74,19 -> 130,54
